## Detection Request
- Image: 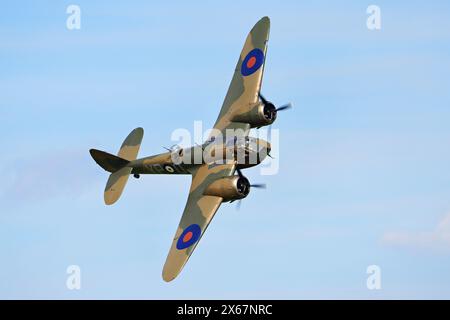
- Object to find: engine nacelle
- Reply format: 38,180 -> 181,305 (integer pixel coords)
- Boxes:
203,176 -> 250,202
231,102 -> 277,128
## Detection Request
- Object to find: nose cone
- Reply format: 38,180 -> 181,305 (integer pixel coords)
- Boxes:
260,140 -> 271,153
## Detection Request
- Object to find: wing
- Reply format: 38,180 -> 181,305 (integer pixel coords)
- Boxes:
211,16 -> 270,136
162,162 -> 236,282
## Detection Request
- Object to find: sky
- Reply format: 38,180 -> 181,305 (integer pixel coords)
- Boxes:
1,0 -> 450,299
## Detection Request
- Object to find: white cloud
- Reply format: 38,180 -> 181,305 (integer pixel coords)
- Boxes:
382,213 -> 450,252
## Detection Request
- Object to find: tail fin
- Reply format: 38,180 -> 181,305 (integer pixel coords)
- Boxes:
90,127 -> 144,205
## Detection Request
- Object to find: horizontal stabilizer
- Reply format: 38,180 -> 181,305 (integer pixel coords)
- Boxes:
118,127 -> 144,161
89,149 -> 129,173
104,166 -> 132,205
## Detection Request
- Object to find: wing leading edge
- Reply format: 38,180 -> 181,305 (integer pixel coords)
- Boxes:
211,16 -> 270,136
162,163 -> 235,282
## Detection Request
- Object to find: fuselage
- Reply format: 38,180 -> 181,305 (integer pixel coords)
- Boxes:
130,136 -> 271,175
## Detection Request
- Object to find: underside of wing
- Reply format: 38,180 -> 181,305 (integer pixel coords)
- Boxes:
162,163 -> 235,282
211,16 -> 270,136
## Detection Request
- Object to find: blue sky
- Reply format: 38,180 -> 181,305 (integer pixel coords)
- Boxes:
1,0 -> 450,299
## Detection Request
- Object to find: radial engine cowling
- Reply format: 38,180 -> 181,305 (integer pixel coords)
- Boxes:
203,176 -> 250,202
231,102 -> 277,128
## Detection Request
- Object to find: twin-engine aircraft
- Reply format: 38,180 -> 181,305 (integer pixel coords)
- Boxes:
90,16 -> 291,282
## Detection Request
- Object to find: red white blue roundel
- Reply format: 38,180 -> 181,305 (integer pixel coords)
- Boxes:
176,224 -> 201,250
241,48 -> 264,76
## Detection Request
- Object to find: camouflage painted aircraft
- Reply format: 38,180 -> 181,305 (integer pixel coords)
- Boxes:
90,16 -> 291,282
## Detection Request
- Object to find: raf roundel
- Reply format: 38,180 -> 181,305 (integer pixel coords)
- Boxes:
176,224 -> 202,250
241,48 -> 265,76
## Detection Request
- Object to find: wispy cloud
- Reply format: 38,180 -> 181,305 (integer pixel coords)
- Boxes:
382,213 -> 450,252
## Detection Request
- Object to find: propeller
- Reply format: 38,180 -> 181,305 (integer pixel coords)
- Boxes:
250,183 -> 266,189
276,102 -> 292,112
236,199 -> 242,211
258,93 -> 292,145
259,93 -> 292,113
235,168 -> 266,210
261,94 -> 291,152
259,93 -> 270,105
163,144 -> 182,152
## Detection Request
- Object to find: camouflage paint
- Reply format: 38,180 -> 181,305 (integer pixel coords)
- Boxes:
89,17 -> 272,282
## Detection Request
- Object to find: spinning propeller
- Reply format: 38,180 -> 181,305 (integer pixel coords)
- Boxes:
259,93 -> 292,154
259,93 -> 292,116
235,168 -> 266,210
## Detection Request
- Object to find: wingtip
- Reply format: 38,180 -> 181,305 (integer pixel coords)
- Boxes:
251,16 -> 270,34
258,16 -> 270,26
104,193 -> 117,205
162,275 -> 174,283
162,257 -> 184,283
134,127 -> 144,134
162,269 -> 178,283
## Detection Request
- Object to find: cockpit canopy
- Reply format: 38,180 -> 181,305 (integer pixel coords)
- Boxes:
226,136 -> 259,152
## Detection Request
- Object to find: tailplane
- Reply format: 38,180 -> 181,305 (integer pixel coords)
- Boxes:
89,149 -> 129,173
89,127 -> 144,205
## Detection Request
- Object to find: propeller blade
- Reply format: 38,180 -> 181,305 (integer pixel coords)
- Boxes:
276,103 -> 292,111
250,183 -> 267,189
259,93 -> 268,105
267,125 -> 277,159
236,200 -> 242,210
